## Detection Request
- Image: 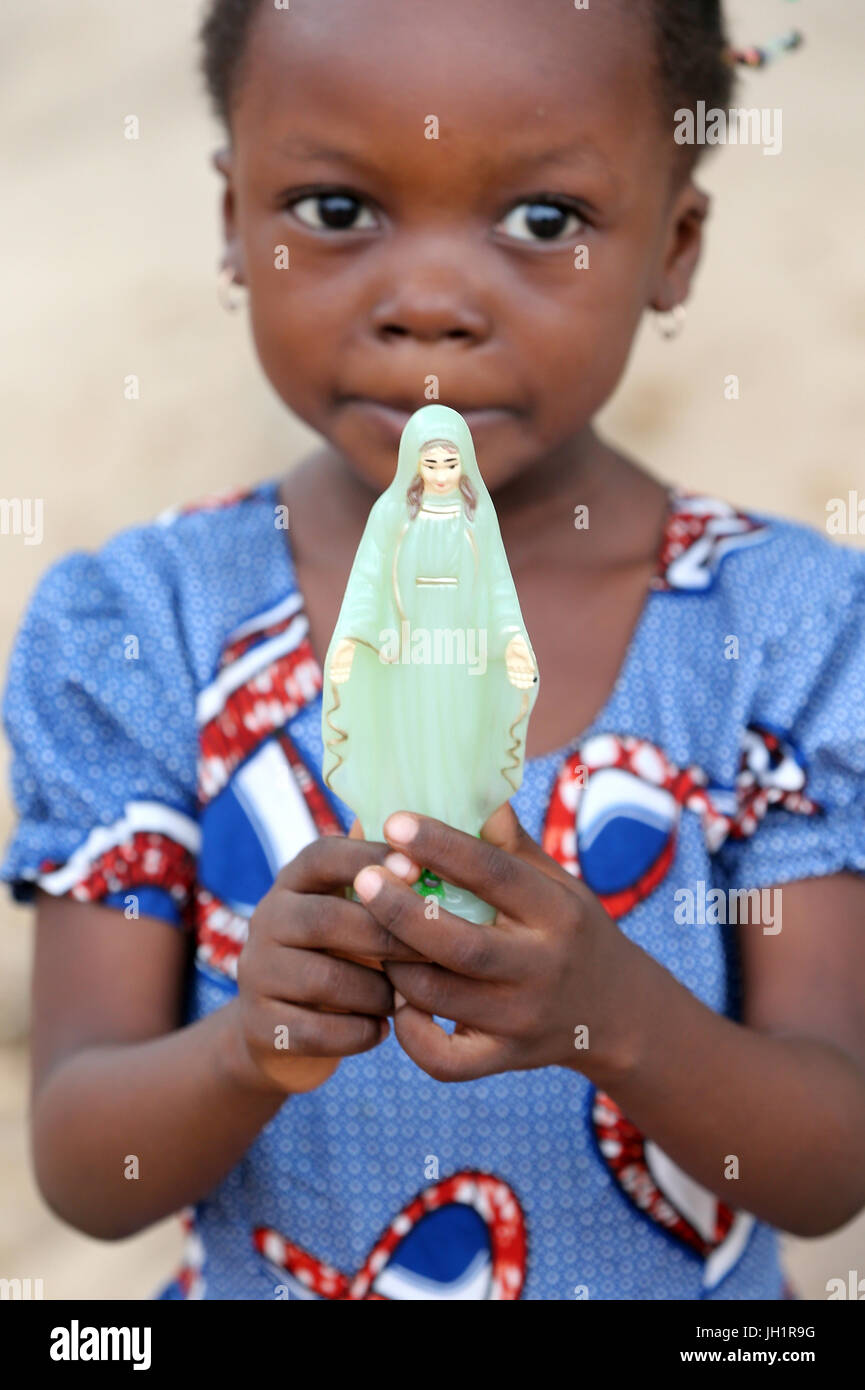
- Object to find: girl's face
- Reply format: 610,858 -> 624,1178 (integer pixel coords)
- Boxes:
419,444 -> 462,497
216,0 -> 707,493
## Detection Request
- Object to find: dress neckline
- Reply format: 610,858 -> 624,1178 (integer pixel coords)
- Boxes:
260,474 -> 679,768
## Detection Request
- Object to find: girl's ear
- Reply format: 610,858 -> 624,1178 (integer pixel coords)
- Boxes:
211,147 -> 245,285
649,181 -> 711,314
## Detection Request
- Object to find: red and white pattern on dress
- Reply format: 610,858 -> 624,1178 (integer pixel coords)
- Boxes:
542,735 -> 707,917
218,598 -> 307,672
192,583 -> 344,978
653,492 -> 768,592
171,1208 -> 206,1299
275,731 -> 343,839
592,1092 -> 754,1291
196,592 -> 322,805
542,727 -> 820,918
542,727 -> 817,1290
253,1171 -> 528,1301
593,1093 -> 733,1257
29,801 -> 200,928
192,729 -> 342,982
193,887 -> 250,979
728,724 -> 818,840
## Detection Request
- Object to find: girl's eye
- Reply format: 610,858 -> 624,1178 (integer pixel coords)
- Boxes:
289,192 -> 378,232
496,200 -> 584,244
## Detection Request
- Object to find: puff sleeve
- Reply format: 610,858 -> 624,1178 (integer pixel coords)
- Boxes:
0,537 -> 200,927
715,546 -> 865,890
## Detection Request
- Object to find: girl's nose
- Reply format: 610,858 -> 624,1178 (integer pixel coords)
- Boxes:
369,270 -> 492,347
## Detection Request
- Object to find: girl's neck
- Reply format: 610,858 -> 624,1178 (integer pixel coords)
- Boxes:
280,423 -> 666,572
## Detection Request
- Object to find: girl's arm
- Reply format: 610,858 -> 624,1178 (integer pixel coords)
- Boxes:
30,831 -> 410,1241
596,870 -> 865,1238
30,893 -> 286,1240
359,807 -> 865,1238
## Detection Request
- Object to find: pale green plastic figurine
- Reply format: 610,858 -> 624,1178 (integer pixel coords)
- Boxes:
321,403 -> 539,923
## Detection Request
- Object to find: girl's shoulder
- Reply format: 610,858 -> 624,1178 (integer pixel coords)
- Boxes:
732,501 -> 865,586
643,491 -> 865,892
657,488 -> 865,613
0,478 -> 296,921
664,487 -> 865,696
14,477 -> 294,684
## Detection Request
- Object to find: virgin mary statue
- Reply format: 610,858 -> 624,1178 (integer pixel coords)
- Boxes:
321,403 -> 539,923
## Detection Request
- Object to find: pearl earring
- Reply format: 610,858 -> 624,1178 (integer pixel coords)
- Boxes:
217,265 -> 244,313
654,305 -> 687,341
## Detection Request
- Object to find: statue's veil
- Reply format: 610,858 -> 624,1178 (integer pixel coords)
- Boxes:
382,403 -> 494,519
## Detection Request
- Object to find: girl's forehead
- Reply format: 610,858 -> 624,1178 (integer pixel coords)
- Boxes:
234,0 -> 659,163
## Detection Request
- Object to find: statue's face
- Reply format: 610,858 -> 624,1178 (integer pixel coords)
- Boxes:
419,443 -> 462,496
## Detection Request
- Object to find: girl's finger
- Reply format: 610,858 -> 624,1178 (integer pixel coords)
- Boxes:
277,835 -> 390,894
385,961 -> 513,1033
480,801 -> 581,893
278,1002 -> 388,1058
380,811 -> 562,923
268,892 -> 426,963
352,866 -> 524,979
266,945 -> 394,1016
392,1005 -> 506,1082
351,818 -> 422,884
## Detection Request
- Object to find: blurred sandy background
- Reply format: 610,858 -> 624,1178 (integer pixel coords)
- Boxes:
1,0 -> 863,1299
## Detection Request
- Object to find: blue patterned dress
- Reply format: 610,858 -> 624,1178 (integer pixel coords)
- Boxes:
3,478 -> 864,1300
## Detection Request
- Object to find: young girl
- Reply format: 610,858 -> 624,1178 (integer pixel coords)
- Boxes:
3,0 -> 864,1301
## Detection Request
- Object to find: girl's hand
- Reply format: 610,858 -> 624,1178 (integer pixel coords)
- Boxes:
230,835 -> 425,1097
353,804 -> 645,1085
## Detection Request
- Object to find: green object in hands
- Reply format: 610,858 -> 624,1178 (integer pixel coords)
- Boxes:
321,404 -> 539,924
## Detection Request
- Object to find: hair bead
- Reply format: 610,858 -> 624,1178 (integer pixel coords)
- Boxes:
724,28 -> 803,70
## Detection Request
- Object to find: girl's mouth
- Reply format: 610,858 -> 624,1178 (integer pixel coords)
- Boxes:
343,397 -> 512,436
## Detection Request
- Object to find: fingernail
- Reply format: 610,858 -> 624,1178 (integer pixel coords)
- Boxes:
394,990 -> 407,1011
384,851 -> 415,878
354,866 -> 384,901
385,812 -> 419,845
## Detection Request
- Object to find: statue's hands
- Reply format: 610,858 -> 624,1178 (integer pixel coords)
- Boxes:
329,637 -> 356,685
504,633 -> 537,690
351,805 -> 646,1086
